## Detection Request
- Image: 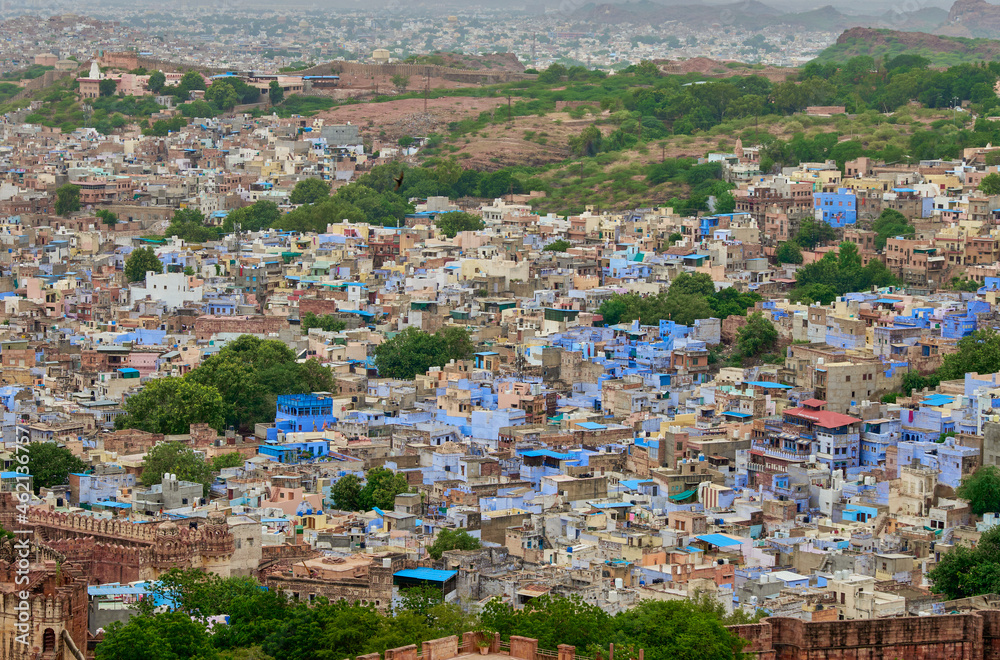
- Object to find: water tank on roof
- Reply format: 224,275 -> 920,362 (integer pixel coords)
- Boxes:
615,578 -> 624,589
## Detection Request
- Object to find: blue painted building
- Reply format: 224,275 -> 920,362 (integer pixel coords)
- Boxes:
813,189 -> 857,227
274,394 -> 338,434
258,439 -> 330,464
942,300 -> 990,339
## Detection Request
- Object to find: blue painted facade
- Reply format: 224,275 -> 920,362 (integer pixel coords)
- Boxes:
813,189 -> 857,227
274,394 -> 338,433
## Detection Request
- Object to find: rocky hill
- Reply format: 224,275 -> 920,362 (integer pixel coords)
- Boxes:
403,52 -> 524,73
814,27 -> 1000,66
944,0 -> 1000,37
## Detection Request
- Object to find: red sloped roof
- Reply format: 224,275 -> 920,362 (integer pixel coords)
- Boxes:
799,398 -> 827,408
785,407 -> 861,429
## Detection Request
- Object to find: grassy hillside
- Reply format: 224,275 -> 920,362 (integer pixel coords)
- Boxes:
815,27 -> 1000,67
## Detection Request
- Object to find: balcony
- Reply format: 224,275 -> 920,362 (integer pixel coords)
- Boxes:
750,441 -> 811,462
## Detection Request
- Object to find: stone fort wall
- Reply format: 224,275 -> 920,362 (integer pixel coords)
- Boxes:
732,611 -> 1000,660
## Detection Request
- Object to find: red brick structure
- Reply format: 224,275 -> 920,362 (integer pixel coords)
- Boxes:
194,314 -> 289,340
100,429 -> 164,454
0,497 -> 249,585
0,541 -> 88,660
732,612 -> 1000,660
722,315 -> 749,345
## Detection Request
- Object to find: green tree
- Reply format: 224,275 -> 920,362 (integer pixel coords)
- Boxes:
480,595 -> 611,652
147,70 -> 166,93
396,585 -> 443,620
736,312 -> 779,361
115,377 -> 226,435
374,327 -> 475,379
928,526 -> 1000,599
97,611 -> 217,660
938,328 -> 1000,380
54,183 -> 81,217
222,200 -> 282,233
124,246 -> 163,282
669,272 -> 715,298
138,441 -> 214,495
99,78 -> 118,97
436,211 -> 484,238
667,232 -> 683,246
543,239 -> 571,252
391,74 -> 410,90
792,219 -> 836,249
269,81 -> 284,105
300,312 -> 347,333
359,467 -> 410,511
708,288 -> 761,319
957,465 -> 1000,515
949,277 -> 980,292
178,70 -> 207,95
272,197 -> 365,233
186,335 -> 335,432
261,601 -> 388,660
569,126 -> 603,157
331,474 -> 363,511
165,208 -> 220,243
872,208 -> 914,250
212,453 -> 244,471
206,80 -> 240,111
791,242 -> 895,301
25,442 -> 86,494
96,209 -> 118,226
981,173 -> 1000,195
289,178 -> 331,205
663,293 -> 714,326
146,569 -> 276,619
775,241 -> 803,264
613,599 -> 747,660
427,528 -> 481,559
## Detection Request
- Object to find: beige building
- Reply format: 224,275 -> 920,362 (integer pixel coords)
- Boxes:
828,571 -> 906,620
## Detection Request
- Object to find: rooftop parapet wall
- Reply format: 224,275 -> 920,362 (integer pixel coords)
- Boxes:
735,612 -> 1000,660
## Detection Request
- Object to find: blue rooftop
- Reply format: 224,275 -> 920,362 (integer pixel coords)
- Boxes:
575,421 -> 607,430
743,381 -> 792,389
922,394 -> 955,407
620,479 -> 655,490
723,411 -> 753,418
696,533 -> 743,547
394,568 -> 457,582
522,449 -> 573,459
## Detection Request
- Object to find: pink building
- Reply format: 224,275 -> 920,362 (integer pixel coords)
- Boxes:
127,351 -> 160,378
